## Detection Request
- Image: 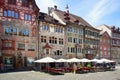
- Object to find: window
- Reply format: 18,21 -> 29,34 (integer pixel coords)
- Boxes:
55,27 -> 63,33
24,14 -> 31,21
41,36 -> 46,43
42,26 -> 49,31
3,10 -> 7,16
112,39 -> 117,44
74,28 -> 78,34
78,48 -> 82,53
4,57 -> 13,66
68,37 -> 72,42
8,0 -> 16,4
28,44 -> 35,51
5,27 -> 17,35
55,38 -> 57,44
13,28 -> 17,35
73,38 -> 77,43
67,26 -> 72,32
2,40 -> 15,50
27,57 -> 34,66
3,9 -> 19,18
55,50 -> 62,56
59,38 -> 63,45
18,43 -> 25,50
79,29 -> 83,35
78,39 -> 82,44
49,37 -> 57,44
5,42 -> 12,47
19,29 -> 29,36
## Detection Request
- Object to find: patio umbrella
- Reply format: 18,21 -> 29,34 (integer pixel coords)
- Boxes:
34,57 -> 56,63
34,57 -> 56,72
100,58 -> 113,63
79,58 -> 91,62
56,58 -> 67,63
67,58 -> 80,62
91,59 -> 100,62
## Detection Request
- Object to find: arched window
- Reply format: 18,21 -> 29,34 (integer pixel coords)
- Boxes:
8,0 -> 16,5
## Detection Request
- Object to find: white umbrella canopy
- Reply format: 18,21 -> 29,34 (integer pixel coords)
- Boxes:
100,58 -> 114,63
67,58 -> 80,62
79,58 -> 91,62
91,59 -> 100,62
34,57 -> 56,63
56,58 -> 67,62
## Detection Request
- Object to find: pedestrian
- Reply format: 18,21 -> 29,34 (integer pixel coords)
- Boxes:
73,63 -> 77,74
0,63 -> 5,72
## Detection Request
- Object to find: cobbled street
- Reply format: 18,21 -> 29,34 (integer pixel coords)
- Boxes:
0,66 -> 120,80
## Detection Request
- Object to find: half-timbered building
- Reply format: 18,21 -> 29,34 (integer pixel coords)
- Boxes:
0,0 -> 39,69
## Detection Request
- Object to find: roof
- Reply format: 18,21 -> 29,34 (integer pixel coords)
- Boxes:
38,12 -> 64,26
44,43 -> 52,49
51,8 -> 93,27
100,31 -> 110,37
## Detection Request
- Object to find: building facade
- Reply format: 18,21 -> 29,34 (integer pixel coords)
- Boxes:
48,5 -> 100,59
0,0 -> 39,69
84,26 -> 100,59
99,31 -> 111,59
38,12 -> 66,59
97,25 -> 120,63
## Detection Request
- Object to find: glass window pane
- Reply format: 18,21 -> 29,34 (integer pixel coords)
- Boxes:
4,10 -> 7,16
8,10 -> 11,17
15,12 -> 18,18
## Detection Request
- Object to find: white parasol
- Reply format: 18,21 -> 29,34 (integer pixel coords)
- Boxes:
56,58 -> 67,63
67,58 -> 80,62
34,57 -> 56,63
79,58 -> 91,62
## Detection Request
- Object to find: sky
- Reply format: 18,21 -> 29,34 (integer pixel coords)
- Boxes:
35,0 -> 120,28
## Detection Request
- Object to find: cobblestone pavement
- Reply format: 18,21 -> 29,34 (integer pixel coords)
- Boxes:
0,67 -> 120,80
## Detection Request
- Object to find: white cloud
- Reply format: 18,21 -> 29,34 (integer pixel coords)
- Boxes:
35,0 -> 58,13
86,0 -> 120,26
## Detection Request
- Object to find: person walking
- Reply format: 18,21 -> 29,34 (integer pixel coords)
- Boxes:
0,63 -> 5,72
73,63 -> 77,74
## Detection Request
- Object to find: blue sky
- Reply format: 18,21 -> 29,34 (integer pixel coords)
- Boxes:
35,0 -> 120,28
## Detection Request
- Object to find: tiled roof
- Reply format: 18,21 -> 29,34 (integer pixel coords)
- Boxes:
51,8 -> 93,27
39,12 -> 63,26
44,43 -> 52,49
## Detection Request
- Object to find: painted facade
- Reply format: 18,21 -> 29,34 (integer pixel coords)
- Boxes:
97,25 -> 120,63
84,27 -> 100,59
99,31 -> 111,59
38,12 -> 66,59
0,0 -> 39,69
48,5 -> 100,59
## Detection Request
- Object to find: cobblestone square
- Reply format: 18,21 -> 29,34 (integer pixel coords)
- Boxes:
0,66 -> 120,80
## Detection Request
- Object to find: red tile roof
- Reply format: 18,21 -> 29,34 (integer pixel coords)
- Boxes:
44,43 -> 52,49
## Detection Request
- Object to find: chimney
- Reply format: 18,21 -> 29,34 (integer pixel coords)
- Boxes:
54,5 -> 57,10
